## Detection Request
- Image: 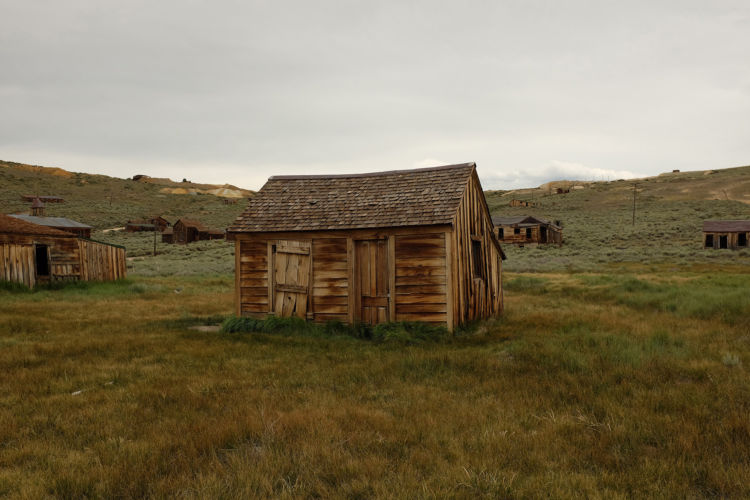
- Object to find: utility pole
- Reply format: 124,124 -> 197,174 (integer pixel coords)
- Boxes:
632,182 -> 638,226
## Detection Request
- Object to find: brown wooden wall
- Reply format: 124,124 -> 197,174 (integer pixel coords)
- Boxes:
0,234 -> 125,287
394,233 -> 447,325
0,243 -> 36,287
703,231 -> 749,250
496,224 -> 562,245
235,228 -> 453,327
450,172 -> 503,326
79,240 -> 127,281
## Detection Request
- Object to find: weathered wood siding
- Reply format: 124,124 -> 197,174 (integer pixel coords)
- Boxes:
496,224 -> 562,245
394,233 -> 447,325
237,239 -> 269,316
0,243 -> 36,287
703,231 -> 750,250
78,240 -> 127,281
451,172 -> 503,326
0,236 -> 124,286
312,237 -> 348,323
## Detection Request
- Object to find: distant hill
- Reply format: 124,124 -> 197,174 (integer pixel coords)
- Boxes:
0,160 -> 253,231
485,165 -> 750,271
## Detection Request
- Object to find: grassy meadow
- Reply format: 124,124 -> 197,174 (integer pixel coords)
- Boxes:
1,269 -> 749,498
2,161 -> 750,496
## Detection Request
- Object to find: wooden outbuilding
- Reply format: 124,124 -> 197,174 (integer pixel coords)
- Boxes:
0,214 -> 126,287
703,220 -> 750,250
172,219 -> 205,244
509,199 -> 536,207
125,216 -> 171,232
493,216 -> 563,246
227,163 -> 505,330
8,215 -> 92,238
21,195 -> 65,203
198,229 -> 225,241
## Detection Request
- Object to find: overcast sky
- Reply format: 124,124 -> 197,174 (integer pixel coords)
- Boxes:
1,1 -> 749,190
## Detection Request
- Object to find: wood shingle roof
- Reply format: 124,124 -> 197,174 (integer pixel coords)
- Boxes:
228,163 -> 476,232
703,220 -> 750,232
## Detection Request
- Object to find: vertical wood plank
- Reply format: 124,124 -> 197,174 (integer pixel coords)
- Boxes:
235,239 -> 241,316
387,236 -> 395,322
347,237 -> 355,324
445,231 -> 454,332
267,241 -> 275,314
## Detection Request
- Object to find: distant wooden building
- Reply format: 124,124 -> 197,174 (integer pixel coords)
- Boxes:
0,214 -> 126,287
198,229 -> 225,241
227,163 -> 505,330
703,220 -> 750,250
8,215 -> 92,238
493,216 -> 563,246
21,195 -> 65,203
509,199 -> 537,207
125,216 -> 171,232
172,219 -> 205,244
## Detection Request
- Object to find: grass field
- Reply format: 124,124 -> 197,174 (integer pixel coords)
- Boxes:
1,268 -> 748,498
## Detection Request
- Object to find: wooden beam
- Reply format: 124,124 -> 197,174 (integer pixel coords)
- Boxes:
445,231 -> 454,332
388,236 -> 395,322
347,237 -> 355,324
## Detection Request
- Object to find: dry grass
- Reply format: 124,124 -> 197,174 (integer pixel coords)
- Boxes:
1,270 -> 749,498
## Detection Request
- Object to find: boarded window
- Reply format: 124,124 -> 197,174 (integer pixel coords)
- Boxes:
472,239 -> 484,280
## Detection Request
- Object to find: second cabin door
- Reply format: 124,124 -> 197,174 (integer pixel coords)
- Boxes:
270,240 -> 311,318
355,239 -> 390,324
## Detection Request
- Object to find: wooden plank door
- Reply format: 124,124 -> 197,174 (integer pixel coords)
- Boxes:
270,240 -> 311,318
355,239 -> 389,324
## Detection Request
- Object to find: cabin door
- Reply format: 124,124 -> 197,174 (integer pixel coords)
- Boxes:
540,227 -> 547,243
269,240 -> 311,318
354,239 -> 390,324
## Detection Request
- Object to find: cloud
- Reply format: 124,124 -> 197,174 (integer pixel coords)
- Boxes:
480,161 -> 638,190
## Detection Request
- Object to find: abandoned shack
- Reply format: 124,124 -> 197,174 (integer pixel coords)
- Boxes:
169,219 -> 224,244
703,220 -> 750,250
125,216 -> 171,232
0,214 -> 126,287
493,216 -> 563,246
21,195 -> 65,203
9,214 -> 92,238
509,199 -> 536,208
227,163 -> 505,330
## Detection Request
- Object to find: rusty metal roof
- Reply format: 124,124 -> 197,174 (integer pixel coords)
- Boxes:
9,215 -> 92,230
228,163 -> 476,232
703,220 -> 750,232
0,213 -> 76,237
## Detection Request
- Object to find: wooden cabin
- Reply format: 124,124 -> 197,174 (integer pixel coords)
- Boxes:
703,220 -> 750,250
172,219 -> 205,244
493,216 -> 563,246
509,199 -> 537,208
227,163 -> 505,330
21,195 -> 65,203
0,214 -> 126,287
125,216 -> 171,232
8,215 -> 92,238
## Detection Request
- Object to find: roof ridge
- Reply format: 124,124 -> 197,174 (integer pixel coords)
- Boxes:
268,162 -> 475,181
